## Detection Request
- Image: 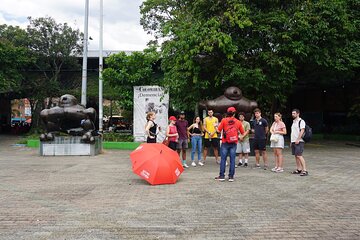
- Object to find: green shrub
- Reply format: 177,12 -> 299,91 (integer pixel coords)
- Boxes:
103,132 -> 134,142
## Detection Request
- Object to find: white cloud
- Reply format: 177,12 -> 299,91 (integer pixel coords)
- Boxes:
0,0 -> 154,51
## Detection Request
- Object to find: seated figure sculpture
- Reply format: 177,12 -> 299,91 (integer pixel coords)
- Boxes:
198,86 -> 258,119
40,94 -> 97,143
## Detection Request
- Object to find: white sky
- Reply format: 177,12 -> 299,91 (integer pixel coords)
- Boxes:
0,0 -> 154,51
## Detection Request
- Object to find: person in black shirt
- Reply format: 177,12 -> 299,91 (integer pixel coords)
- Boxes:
187,116 -> 204,166
251,108 -> 269,169
145,112 -> 160,143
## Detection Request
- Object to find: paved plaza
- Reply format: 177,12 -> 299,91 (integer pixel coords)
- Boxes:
0,135 -> 359,239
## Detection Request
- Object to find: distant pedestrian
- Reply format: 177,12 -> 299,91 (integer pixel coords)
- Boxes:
175,111 -> 189,168
203,109 -> 220,164
166,116 -> 178,151
291,109 -> 308,176
188,116 -> 204,166
270,112 -> 287,173
145,112 -> 160,143
252,108 -> 269,169
215,107 -> 245,182
236,112 -> 251,168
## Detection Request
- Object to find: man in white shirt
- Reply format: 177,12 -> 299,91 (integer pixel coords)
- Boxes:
290,109 -> 308,176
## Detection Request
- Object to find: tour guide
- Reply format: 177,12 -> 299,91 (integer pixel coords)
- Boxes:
215,107 -> 245,182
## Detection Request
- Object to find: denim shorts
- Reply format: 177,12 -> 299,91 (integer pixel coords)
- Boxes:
177,138 -> 188,149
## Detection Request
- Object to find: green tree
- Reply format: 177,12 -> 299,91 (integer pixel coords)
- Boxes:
102,45 -> 161,111
23,17 -> 83,127
26,16 -> 83,100
0,25 -> 33,94
140,0 -> 359,113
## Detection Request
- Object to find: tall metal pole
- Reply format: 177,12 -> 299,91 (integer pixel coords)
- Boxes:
81,0 -> 89,106
99,0 -> 104,132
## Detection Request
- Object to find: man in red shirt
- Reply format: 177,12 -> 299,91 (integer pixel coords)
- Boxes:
215,107 -> 245,182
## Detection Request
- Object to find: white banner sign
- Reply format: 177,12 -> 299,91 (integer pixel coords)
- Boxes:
133,86 -> 169,142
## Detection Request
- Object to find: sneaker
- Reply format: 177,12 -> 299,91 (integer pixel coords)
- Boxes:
256,164 -> 261,169
215,176 -> 225,181
198,161 -> 204,166
238,162 -> 243,167
228,177 -> 234,182
191,162 -> 196,167
244,163 -> 248,167
276,168 -> 284,173
183,163 -> 189,168
235,164 -> 238,168
271,167 -> 278,172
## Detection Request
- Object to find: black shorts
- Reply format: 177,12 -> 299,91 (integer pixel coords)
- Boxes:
204,138 -> 219,148
147,137 -> 156,143
168,141 -> 177,151
253,139 -> 266,151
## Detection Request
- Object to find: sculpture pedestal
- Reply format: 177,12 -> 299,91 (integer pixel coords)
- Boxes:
40,136 -> 102,156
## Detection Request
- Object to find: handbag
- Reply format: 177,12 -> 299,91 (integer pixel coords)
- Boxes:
270,134 -> 279,142
162,138 -> 170,146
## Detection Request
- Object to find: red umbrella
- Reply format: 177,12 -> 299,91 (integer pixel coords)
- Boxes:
130,143 -> 184,185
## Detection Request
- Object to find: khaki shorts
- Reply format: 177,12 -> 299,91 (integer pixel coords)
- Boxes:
236,141 -> 250,154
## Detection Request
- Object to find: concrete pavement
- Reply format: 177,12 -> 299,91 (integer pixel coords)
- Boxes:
0,135 -> 359,239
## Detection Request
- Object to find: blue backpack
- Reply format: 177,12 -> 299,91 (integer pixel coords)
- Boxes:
299,120 -> 312,143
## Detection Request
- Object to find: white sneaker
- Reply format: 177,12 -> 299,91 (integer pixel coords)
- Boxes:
191,162 -> 196,167
183,163 -> 189,168
198,161 -> 204,166
276,168 -> 284,173
271,167 -> 278,172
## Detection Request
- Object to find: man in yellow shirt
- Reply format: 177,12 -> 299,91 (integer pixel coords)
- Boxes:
203,109 -> 220,164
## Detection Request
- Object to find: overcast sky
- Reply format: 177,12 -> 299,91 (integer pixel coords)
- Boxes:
0,0 -> 154,51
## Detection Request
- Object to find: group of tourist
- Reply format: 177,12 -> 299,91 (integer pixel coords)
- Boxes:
144,107 -> 309,182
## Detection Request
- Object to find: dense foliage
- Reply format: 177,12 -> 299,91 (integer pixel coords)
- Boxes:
140,0 -> 359,112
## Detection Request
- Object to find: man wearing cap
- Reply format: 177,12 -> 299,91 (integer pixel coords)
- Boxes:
175,111 -> 189,168
215,107 -> 245,182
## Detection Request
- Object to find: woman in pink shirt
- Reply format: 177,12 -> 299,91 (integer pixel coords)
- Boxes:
166,116 -> 179,151
270,112 -> 287,173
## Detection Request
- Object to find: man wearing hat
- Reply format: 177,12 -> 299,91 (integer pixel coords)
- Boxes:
175,111 -> 189,168
215,107 -> 245,182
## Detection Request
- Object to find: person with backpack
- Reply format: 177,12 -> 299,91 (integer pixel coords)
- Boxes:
290,109 -> 309,176
215,107 -> 245,182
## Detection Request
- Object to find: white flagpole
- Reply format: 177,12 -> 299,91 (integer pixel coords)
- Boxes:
99,0 -> 104,132
81,0 -> 89,106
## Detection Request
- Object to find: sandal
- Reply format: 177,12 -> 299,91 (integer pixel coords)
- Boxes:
300,171 -> 309,176
291,169 -> 302,174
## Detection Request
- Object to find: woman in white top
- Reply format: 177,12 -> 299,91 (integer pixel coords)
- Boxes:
270,112 -> 287,172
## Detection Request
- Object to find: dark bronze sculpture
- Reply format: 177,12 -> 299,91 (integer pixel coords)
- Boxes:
199,86 -> 258,117
40,94 -> 97,143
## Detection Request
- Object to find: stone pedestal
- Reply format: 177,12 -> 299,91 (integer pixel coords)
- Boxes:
40,136 -> 102,156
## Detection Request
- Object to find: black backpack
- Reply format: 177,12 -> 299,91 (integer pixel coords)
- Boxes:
299,120 -> 312,143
